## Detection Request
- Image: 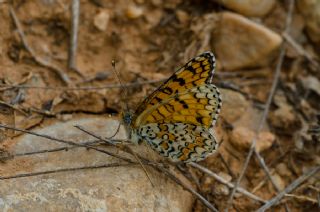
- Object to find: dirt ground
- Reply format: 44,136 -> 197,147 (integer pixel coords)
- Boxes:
0,0 -> 319,211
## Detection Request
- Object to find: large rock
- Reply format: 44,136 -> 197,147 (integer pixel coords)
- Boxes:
0,117 -> 193,211
213,12 -> 282,71
216,0 -> 276,17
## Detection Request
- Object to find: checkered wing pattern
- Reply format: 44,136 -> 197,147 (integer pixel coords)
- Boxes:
128,52 -> 222,162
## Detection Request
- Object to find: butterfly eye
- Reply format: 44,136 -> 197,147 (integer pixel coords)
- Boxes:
123,112 -> 132,125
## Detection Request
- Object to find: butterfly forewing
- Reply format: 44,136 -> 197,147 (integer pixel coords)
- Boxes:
132,52 -> 218,128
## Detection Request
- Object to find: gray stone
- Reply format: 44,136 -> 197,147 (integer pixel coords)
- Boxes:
0,117 -> 193,211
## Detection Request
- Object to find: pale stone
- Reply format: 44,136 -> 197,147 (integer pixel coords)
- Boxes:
0,117 -> 193,211
213,12 -> 282,71
126,5 -> 144,19
217,0 -> 276,17
213,172 -> 232,196
270,173 -> 286,191
176,10 -> 190,25
219,88 -> 249,123
93,10 -> 110,31
276,163 -> 292,178
230,126 -> 275,153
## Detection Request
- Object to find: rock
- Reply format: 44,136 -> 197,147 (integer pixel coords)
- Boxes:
269,92 -> 301,131
93,10 -> 110,31
145,9 -> 163,28
297,0 -> 320,43
151,0 -> 163,7
213,12 -> 282,71
213,172 -> 232,196
126,4 -> 144,19
216,0 -> 276,17
270,173 -> 286,191
176,10 -> 190,25
219,88 -> 249,123
230,126 -> 275,153
276,163 -> 291,178
0,117 -> 193,211
301,76 -> 320,96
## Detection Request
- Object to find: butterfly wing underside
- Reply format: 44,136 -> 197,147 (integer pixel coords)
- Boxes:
130,52 -> 222,162
133,51 -> 221,128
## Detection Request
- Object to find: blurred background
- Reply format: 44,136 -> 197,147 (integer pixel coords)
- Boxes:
0,0 -> 319,211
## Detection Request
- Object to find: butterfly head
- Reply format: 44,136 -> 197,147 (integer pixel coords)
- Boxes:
122,111 -> 133,126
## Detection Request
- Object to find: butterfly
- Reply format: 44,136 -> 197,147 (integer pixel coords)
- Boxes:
122,52 -> 222,163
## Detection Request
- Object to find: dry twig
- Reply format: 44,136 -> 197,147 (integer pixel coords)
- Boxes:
0,163 -> 131,180
226,0 -> 295,210
0,79 -> 165,90
257,165 -> 320,211
189,162 -> 266,204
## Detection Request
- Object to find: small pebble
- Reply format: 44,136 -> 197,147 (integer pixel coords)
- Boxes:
93,10 -> 110,31
126,5 -> 144,19
230,127 -> 275,153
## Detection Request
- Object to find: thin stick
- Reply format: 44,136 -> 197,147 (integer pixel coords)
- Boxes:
226,1 -> 295,209
254,150 -> 292,212
0,79 -> 164,90
68,0 -> 83,77
9,7 -> 71,85
0,163 -> 132,180
158,165 -> 219,212
257,165 -> 320,211
282,32 -> 319,68
284,194 -> 318,204
9,140 -> 102,158
0,100 -> 28,116
0,124 -> 133,163
189,162 -> 266,203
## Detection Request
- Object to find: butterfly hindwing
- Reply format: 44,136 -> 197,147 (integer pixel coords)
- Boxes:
137,123 -> 218,162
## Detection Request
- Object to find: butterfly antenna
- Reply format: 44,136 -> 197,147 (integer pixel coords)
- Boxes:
112,60 -> 129,111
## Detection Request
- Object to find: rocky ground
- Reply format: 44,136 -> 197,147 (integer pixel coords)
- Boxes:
0,0 -> 319,211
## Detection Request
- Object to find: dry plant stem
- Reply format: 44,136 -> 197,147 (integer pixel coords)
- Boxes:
0,100 -> 28,116
254,150 -> 291,212
189,162 -> 266,204
0,124 -> 133,163
10,140 -> 102,158
9,7 -> 71,85
257,165 -> 320,211
284,194 -> 318,204
226,44 -> 287,210
282,32 -> 319,68
158,165 -> 219,212
0,79 -> 165,90
68,0 -> 83,77
0,163 -> 131,180
254,149 -> 281,191
226,0 -> 295,209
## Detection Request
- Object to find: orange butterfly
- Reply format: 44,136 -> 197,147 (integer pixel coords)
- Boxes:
123,52 -> 222,162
